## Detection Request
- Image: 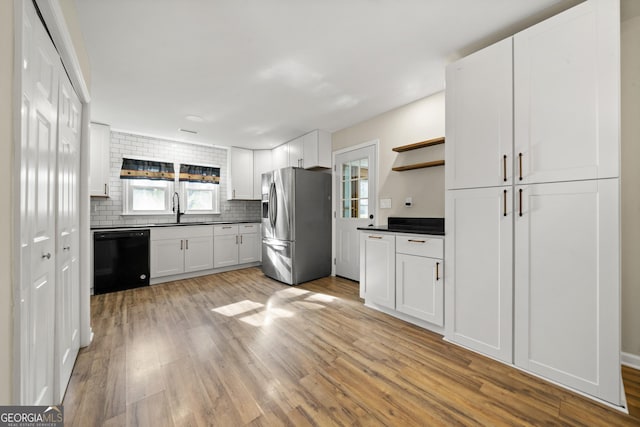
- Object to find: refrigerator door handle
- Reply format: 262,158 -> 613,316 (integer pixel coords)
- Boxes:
269,182 -> 277,229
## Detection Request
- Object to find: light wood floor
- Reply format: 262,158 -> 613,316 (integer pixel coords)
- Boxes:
64,267 -> 640,426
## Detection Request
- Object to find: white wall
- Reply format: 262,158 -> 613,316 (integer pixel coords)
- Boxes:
332,92 -> 445,225
0,0 -> 13,405
621,9 -> 640,359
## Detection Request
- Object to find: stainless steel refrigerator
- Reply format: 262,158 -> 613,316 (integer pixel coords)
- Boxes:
261,167 -> 332,285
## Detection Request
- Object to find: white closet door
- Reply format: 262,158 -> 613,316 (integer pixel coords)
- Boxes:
514,0 -> 619,184
514,179 -> 620,405
55,72 -> 82,402
20,0 -> 60,405
445,37 -> 513,190
445,187 -> 513,363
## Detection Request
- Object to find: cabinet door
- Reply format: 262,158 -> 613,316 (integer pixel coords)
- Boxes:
514,0 -> 619,184
361,233 -> 395,309
228,147 -> 254,200
445,38 -> 513,190
214,234 -> 239,268
272,143 -> 289,170
445,187 -> 513,363
150,239 -> 184,277
289,137 -> 303,168
302,130 -> 331,169
238,232 -> 259,264
396,254 -> 443,326
184,236 -> 214,273
253,150 -> 272,199
89,122 -> 111,196
514,179 -> 620,405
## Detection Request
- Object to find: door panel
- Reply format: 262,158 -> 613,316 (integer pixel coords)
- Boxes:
396,254 -> 443,326
445,38 -> 512,190
272,168 -> 293,241
184,236 -> 214,272
514,179 -> 620,404
514,0 -> 619,183
335,144 -> 377,282
445,187 -> 513,363
262,239 -> 293,284
360,233 -> 395,309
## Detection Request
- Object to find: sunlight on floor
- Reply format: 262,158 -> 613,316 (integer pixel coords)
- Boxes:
211,300 -> 265,316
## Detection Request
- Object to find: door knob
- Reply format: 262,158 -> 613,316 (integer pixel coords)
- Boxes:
42,252 -> 51,259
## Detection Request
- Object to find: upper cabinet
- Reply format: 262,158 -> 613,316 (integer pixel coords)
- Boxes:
253,150 -> 272,200
89,122 -> 111,197
445,39 -> 513,190
513,0 -> 619,183
272,143 -> 289,170
272,130 -> 331,171
301,130 -> 331,169
227,147 -> 254,200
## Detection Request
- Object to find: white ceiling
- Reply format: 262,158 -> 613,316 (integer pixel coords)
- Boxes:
75,0 -> 582,150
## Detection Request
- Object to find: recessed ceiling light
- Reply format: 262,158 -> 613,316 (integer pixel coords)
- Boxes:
185,115 -> 204,123
179,128 -> 198,134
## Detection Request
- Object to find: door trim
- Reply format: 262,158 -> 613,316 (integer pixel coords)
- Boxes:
331,139 -> 380,277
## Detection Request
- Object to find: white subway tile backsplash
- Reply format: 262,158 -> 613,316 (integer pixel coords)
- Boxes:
90,131 -> 260,227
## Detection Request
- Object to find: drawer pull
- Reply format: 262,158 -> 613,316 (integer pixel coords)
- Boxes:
407,239 -> 426,243
223,226 -> 233,229
368,235 -> 382,239
436,262 -> 440,281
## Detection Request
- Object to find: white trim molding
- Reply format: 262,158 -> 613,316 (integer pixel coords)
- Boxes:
622,352 -> 640,371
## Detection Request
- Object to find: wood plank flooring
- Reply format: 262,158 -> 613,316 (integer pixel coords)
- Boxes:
64,268 -> 640,426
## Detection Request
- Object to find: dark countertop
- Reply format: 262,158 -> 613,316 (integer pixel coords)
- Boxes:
357,225 -> 444,236
357,217 -> 445,236
91,220 -> 260,231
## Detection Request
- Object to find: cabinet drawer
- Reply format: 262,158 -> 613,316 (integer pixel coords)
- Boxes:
239,223 -> 259,234
214,224 -> 239,236
396,235 -> 443,258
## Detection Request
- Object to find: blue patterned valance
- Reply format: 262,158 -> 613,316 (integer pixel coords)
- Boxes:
179,163 -> 220,184
120,158 -> 175,181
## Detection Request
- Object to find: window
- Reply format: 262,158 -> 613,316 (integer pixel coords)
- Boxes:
123,179 -> 174,215
341,158 -> 369,218
179,163 -> 221,214
120,157 -> 176,215
182,182 -> 220,214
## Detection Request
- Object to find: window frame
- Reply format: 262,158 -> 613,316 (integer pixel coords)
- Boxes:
122,178 -> 175,216
180,180 -> 221,215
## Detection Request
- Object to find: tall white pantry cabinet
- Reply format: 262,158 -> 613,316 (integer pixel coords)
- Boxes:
445,0 -> 621,406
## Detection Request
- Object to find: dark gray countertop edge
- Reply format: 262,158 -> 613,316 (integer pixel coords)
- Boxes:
357,226 -> 445,236
91,220 -> 261,231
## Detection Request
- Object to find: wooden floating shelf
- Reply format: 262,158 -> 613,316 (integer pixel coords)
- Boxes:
392,160 -> 445,172
392,136 -> 445,152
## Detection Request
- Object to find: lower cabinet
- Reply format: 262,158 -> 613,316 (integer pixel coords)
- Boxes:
214,223 -> 260,268
360,231 -> 444,329
360,232 -> 396,309
150,226 -> 214,278
396,236 -> 443,326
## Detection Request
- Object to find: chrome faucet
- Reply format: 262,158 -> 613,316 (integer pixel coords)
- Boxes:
172,192 -> 183,223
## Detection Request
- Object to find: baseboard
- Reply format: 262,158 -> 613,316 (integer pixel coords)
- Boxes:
621,352 -> 640,370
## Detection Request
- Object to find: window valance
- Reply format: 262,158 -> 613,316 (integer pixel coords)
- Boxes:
120,158 -> 175,181
179,163 -> 220,184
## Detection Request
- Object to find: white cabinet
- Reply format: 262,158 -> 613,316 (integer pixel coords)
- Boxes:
288,136 -> 304,168
514,179 -> 620,403
360,232 -> 395,310
150,226 -> 214,278
445,187 -> 513,362
89,122 -> 111,197
444,0 -> 621,406
253,150 -> 272,199
272,143 -> 289,170
214,223 -> 260,268
396,236 -> 443,326
227,147 -> 254,200
445,38 -> 513,190
513,0 -> 619,184
302,130 -> 331,169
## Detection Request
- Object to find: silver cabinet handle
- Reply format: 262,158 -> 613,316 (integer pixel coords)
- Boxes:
180,240 -> 183,250
104,183 -> 107,195
436,262 -> 440,281
223,226 -> 233,229
186,239 -> 189,250
42,252 -> 51,259
407,239 -> 426,243
235,235 -> 238,244
503,189 -> 507,217
240,235 -> 243,244
368,235 -> 382,239
518,153 -> 523,181
503,155 -> 507,182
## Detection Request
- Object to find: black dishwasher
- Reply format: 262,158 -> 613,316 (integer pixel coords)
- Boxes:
93,229 -> 150,295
